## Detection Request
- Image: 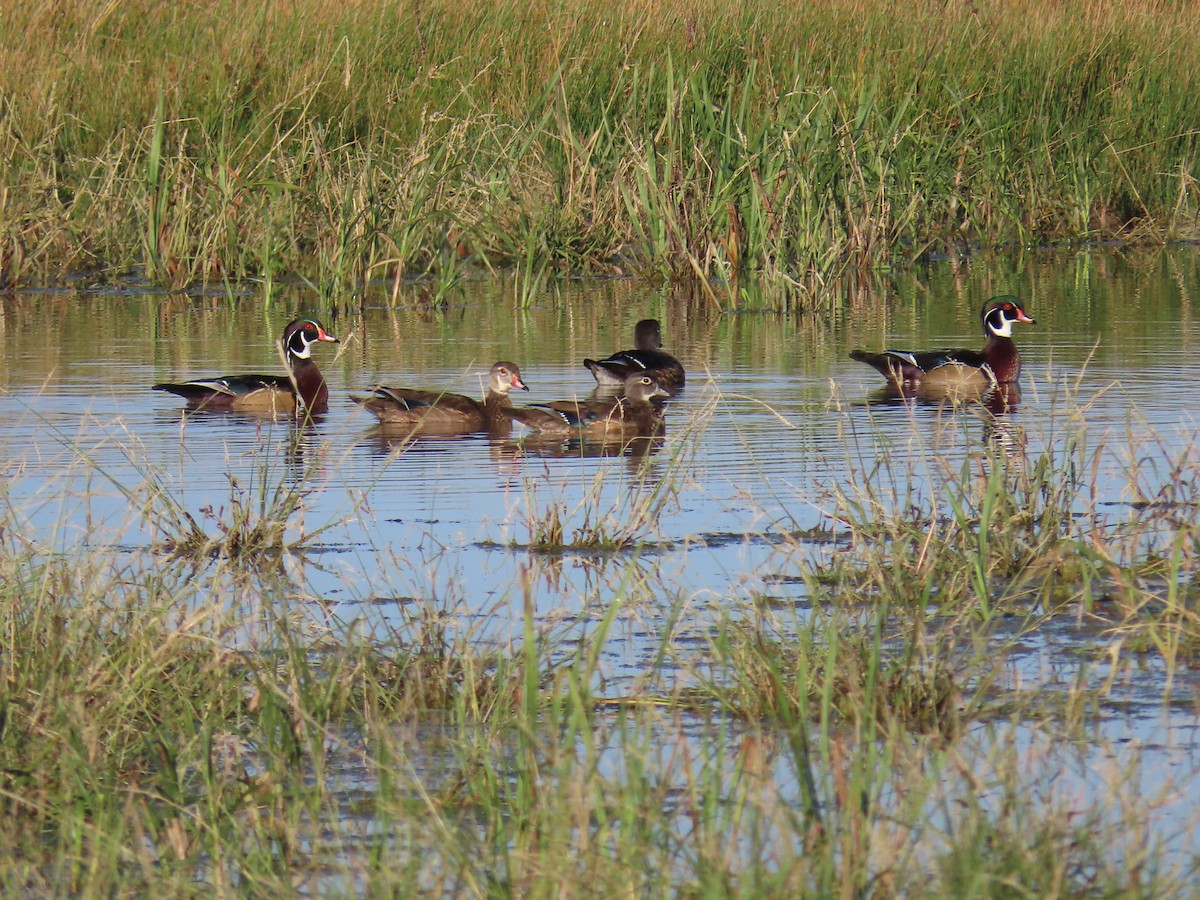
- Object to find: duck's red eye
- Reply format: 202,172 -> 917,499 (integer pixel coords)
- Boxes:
498,367 -> 508,375
1003,303 -> 1014,311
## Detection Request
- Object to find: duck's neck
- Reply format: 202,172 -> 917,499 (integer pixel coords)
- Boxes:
290,356 -> 329,410
621,394 -> 660,414
983,334 -> 1021,383
483,389 -> 513,414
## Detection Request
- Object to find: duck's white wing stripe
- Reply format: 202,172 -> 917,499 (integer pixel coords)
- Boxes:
883,351 -> 920,367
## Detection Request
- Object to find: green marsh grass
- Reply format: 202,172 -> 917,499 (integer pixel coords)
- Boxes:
4,1 -> 1200,302
2,387 -> 1200,892
507,392 -> 707,552
114,421 -> 344,560
516,454 -> 676,553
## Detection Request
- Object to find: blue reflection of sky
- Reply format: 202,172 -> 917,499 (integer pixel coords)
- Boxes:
5,264 -> 1200,869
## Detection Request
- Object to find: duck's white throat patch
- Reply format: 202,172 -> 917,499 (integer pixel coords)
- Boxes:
987,311 -> 1013,338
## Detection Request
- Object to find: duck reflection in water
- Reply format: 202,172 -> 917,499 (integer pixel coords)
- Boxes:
488,432 -> 666,491
976,382 -> 1025,458
858,380 -> 1024,458
364,411 -> 665,470
493,429 -> 664,463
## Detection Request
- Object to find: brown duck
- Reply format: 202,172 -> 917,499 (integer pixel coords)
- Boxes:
352,361 -> 528,433
504,374 -> 668,440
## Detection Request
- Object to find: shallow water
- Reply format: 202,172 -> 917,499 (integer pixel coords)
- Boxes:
4,248 -> 1200,862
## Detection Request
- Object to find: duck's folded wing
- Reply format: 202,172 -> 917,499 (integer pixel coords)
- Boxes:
360,386 -> 479,413
153,374 -> 286,399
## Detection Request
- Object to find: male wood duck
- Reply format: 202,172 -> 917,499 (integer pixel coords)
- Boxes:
850,296 -> 1035,394
352,362 -> 528,433
584,318 -> 685,394
153,318 -> 339,413
504,373 -> 668,440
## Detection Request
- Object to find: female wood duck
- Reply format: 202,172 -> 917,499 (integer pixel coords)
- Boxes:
850,296 -> 1035,394
153,318 -> 339,413
584,318 -> 685,394
352,362 -> 529,433
504,374 -> 668,440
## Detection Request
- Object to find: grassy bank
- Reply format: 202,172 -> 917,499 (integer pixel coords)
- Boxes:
2,0 -> 1199,302
1,391 -> 1198,894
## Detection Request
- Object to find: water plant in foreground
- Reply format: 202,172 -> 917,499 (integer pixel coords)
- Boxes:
0,376 -> 1198,894
125,423 -> 350,561
508,396 -> 705,553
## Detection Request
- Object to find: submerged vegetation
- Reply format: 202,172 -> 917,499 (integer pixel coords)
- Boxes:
2,0 -> 1200,301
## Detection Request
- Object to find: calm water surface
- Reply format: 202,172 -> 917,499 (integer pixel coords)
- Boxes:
4,248 -> 1200,859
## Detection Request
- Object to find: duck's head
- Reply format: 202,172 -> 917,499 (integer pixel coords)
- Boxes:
625,374 -> 669,402
489,361 -> 529,394
633,319 -> 664,351
981,296 -> 1035,339
282,318 -> 339,359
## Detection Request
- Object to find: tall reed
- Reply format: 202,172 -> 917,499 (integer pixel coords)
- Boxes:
2,1 -> 1200,303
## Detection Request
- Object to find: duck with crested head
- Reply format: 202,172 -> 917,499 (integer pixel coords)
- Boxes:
352,361 -> 529,434
850,296 -> 1036,396
504,373 -> 668,441
584,319 -> 685,395
153,317 -> 339,414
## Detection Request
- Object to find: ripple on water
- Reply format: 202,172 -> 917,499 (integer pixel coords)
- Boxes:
6,257 -> 1200,863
